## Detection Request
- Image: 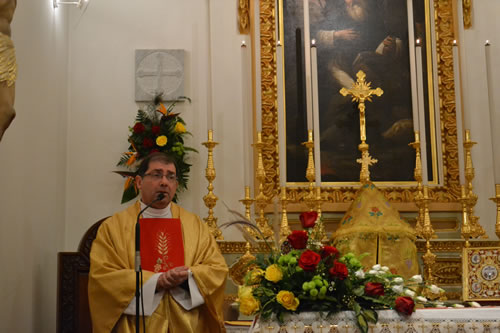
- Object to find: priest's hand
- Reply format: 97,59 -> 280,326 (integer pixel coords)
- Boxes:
156,266 -> 189,291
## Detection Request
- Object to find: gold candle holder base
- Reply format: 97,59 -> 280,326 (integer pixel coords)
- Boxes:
202,129 -> 223,240
279,186 -> 291,244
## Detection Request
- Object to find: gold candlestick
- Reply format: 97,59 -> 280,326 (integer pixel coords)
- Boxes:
253,131 -> 273,240
463,130 -> 486,238
489,184 -> 500,239
421,186 -> 436,286
302,130 -> 317,211
279,186 -> 291,244
410,131 -> 424,238
202,129 -> 223,240
460,185 -> 473,247
312,186 -> 327,242
239,186 -> 255,220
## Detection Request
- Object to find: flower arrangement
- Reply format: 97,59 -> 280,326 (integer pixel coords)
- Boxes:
237,211 -> 472,333
115,95 -> 196,203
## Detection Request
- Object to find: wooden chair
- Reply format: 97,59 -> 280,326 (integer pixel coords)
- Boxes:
56,218 -> 107,333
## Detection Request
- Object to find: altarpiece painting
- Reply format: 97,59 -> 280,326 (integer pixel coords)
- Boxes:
256,0 -> 461,204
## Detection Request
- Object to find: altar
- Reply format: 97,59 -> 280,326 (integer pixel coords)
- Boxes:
245,307 -> 500,333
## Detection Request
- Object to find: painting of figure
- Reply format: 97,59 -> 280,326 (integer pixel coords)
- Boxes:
283,0 -> 431,183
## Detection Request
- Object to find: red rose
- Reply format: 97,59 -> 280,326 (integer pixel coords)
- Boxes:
329,260 -> 348,280
151,125 -> 161,135
133,123 -> 145,134
142,138 -> 154,148
395,297 -> 415,316
299,211 -> 318,229
149,149 -> 159,154
321,246 -> 339,259
364,282 -> 385,296
298,250 -> 321,271
287,230 -> 308,249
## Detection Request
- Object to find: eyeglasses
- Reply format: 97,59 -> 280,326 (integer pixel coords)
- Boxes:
143,172 -> 178,183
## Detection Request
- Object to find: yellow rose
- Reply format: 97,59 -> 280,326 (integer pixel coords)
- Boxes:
246,268 -> 264,284
265,264 -> 283,283
276,290 -> 300,311
174,122 -> 186,133
238,286 -> 260,315
156,135 -> 167,147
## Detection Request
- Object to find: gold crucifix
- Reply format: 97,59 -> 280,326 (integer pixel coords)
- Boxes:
340,70 -> 383,183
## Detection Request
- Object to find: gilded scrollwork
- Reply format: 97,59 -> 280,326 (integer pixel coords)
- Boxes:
259,0 -> 462,205
238,0 -> 250,34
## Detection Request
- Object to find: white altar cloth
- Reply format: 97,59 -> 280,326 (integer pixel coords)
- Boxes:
250,307 -> 500,333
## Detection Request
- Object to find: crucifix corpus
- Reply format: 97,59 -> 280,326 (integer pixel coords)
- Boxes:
340,70 -> 383,184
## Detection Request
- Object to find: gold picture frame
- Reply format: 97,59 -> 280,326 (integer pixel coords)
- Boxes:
462,247 -> 500,301
255,0 -> 461,207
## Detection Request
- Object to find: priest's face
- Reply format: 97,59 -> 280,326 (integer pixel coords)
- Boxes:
135,160 -> 178,209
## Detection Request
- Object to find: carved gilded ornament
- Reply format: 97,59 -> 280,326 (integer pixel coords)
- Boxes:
258,0 -> 461,205
238,0 -> 250,34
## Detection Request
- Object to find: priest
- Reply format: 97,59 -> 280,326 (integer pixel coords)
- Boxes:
89,152 -> 228,332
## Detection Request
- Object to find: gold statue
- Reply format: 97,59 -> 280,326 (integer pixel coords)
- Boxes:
0,0 -> 17,142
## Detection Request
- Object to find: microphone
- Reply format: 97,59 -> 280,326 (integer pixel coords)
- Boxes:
135,193 -> 165,333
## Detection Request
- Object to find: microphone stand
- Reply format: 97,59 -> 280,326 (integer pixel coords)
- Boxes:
135,193 -> 165,333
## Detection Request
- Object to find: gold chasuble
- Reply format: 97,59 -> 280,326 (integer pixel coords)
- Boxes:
332,183 -> 419,278
89,201 -> 228,333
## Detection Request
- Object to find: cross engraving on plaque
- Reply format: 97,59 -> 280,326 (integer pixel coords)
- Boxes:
135,49 -> 185,101
136,52 -> 182,96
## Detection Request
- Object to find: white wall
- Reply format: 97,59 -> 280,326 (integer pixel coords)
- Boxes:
64,0 -> 247,249
0,1 -> 68,332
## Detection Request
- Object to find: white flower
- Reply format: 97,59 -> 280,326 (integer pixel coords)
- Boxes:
468,301 -> 481,308
393,277 -> 404,284
381,266 -> 389,272
429,285 -> 441,294
416,296 -> 427,303
404,289 -> 416,297
433,302 -> 446,308
410,275 -> 423,283
392,285 -> 404,294
368,270 -> 378,275
372,264 -> 381,271
452,304 -> 465,308
355,269 -> 365,279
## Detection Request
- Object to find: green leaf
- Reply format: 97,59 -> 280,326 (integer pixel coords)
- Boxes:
121,182 -> 139,204
354,286 -> 365,296
357,314 -> 368,333
363,309 -> 378,323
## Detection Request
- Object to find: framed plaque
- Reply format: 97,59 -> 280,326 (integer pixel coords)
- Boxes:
462,247 -> 500,301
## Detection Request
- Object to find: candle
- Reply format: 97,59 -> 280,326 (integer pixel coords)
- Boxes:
406,0 -> 419,133
254,0 -> 262,132
303,0 -> 313,131
485,40 -> 500,183
241,39 -> 252,186
277,42 -> 287,187
453,40 -> 466,185
206,0 -> 213,130
295,28 -> 306,129
416,41 -> 428,185
311,40 -> 321,187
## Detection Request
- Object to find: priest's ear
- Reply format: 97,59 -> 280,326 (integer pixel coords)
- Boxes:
135,174 -> 144,192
